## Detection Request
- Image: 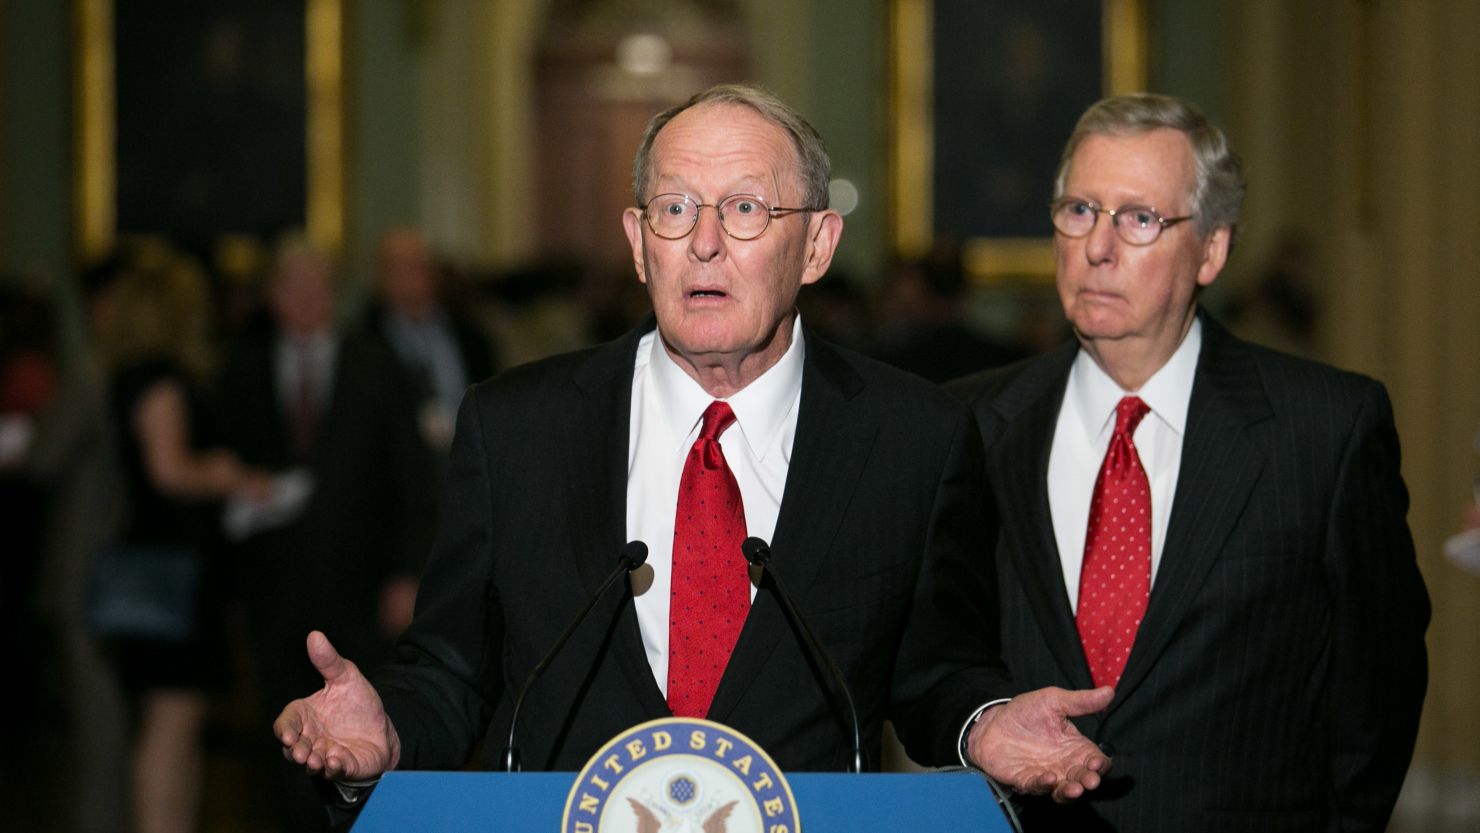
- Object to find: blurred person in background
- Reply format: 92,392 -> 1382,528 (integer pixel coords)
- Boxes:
873,241 -> 1029,383
483,257 -> 593,367
1221,229 -> 1319,358
0,260 -> 129,833
93,241 -> 273,833
1440,427 -> 1480,575
363,226 -> 498,462
795,268 -> 872,352
0,283 -> 59,729
216,236 -> 435,832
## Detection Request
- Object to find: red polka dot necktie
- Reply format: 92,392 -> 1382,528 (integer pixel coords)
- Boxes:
667,401 -> 749,717
1076,396 -> 1152,689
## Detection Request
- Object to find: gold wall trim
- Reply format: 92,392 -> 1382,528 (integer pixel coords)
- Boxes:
73,0 -> 113,262
1105,0 -> 1148,93
889,0 -> 932,259
965,237 -> 1055,279
889,0 -> 1147,282
307,0 -> 345,254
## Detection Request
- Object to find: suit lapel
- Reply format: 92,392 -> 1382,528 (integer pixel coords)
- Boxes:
706,331 -> 875,724
564,321 -> 669,714
990,344 -> 1096,690
1112,314 -> 1272,704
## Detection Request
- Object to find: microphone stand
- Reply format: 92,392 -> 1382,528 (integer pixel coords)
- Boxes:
741,537 -> 865,773
500,541 -> 648,772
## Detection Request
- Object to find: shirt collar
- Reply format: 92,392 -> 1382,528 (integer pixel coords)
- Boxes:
277,329 -> 336,358
386,306 -> 449,336
648,316 -> 806,460
1067,315 -> 1201,439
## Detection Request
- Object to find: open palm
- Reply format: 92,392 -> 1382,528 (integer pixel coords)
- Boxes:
273,631 -> 402,780
968,685 -> 1114,803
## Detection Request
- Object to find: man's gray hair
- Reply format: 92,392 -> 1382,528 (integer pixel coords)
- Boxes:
1053,93 -> 1245,245
631,83 -> 831,210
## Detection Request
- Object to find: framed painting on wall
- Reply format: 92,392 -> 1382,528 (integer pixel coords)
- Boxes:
73,0 -> 344,261
891,0 -> 1147,280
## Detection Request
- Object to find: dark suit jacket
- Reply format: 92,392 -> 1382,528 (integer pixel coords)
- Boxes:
372,319 -> 1014,774
217,327 -> 436,682
949,312 -> 1429,833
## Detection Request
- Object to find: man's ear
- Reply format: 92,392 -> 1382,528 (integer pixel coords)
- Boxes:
622,207 -> 649,285
800,211 -> 844,287
1196,226 -> 1231,288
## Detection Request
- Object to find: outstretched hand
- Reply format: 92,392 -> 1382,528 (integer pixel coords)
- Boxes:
273,631 -> 402,781
967,685 -> 1114,803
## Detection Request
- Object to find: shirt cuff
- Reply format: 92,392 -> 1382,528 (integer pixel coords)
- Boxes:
333,776 -> 382,805
957,698 -> 1012,768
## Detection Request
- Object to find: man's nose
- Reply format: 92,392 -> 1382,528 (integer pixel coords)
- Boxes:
1084,211 -> 1118,264
689,205 -> 726,261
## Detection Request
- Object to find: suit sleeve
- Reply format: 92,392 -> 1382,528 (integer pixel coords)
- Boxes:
372,390 -> 505,770
889,402 -> 1015,764
1325,380 -> 1430,831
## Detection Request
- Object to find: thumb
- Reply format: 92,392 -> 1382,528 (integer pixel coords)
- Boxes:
306,630 -> 353,684
1056,685 -> 1115,717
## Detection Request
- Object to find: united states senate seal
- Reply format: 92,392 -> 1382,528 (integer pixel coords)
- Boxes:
561,717 -> 800,833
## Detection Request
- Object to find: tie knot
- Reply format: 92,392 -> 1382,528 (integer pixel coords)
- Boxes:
699,401 -> 737,441
1114,396 -> 1150,437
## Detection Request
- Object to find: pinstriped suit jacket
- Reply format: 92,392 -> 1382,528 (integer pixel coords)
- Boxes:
949,312 -> 1429,833
371,318 -> 1014,776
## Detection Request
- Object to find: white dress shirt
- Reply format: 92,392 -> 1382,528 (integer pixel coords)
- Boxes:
383,309 -> 470,419
274,331 -> 338,417
626,318 -> 805,695
1047,317 -> 1202,611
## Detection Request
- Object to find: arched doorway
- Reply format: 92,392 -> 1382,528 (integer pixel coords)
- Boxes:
533,1 -> 751,274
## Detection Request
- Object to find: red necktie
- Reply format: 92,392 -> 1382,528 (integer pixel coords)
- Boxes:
667,401 -> 749,717
1076,396 -> 1152,688
290,342 -> 321,459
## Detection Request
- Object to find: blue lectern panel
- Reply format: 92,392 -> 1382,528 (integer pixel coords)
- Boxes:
352,770 -> 1010,832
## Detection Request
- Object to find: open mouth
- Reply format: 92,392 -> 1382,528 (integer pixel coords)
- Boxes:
688,289 -> 727,298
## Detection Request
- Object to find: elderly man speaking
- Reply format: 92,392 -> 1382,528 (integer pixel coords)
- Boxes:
274,84 -> 1111,821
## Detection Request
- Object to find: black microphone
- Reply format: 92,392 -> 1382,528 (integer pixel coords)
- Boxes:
741,536 -> 865,773
500,540 -> 649,772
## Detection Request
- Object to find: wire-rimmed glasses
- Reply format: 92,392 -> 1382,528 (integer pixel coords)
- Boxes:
640,193 -> 821,241
1049,197 -> 1194,246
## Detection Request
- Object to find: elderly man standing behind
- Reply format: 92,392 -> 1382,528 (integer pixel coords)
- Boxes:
272,83 -> 1116,817
950,93 -> 1429,832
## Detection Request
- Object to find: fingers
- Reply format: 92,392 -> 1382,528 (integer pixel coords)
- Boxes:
280,730 -> 349,778
281,731 -> 324,773
272,707 -> 301,747
1051,761 -> 1104,803
1052,780 -> 1086,803
1025,771 -> 1057,793
306,630 -> 352,683
1085,749 -> 1112,776
1051,685 -> 1115,717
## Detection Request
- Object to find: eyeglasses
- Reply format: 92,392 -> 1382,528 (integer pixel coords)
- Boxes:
1049,198 -> 1195,246
639,193 -> 821,241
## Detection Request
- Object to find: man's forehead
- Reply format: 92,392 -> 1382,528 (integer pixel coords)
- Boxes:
661,99 -> 778,137
1067,128 -> 1195,199
649,103 -> 798,177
